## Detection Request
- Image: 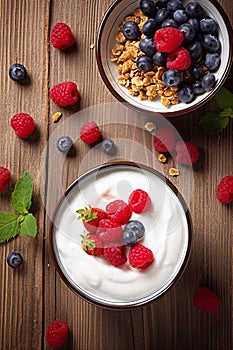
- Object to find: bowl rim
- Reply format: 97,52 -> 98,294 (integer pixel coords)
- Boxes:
50,160 -> 193,310
96,0 -> 233,117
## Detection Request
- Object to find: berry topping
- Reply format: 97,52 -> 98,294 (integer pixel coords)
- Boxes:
136,55 -> 153,72
201,73 -> 216,91
123,229 -> 138,247
188,41 -> 203,59
77,206 -> 108,233
128,243 -> 154,269
200,17 -> 217,34
185,2 -> 205,19
174,141 -> 200,165
81,233 -> 104,256
192,81 -> 205,95
104,244 -> 127,267
153,127 -> 176,152
167,46 -> 191,70
128,189 -> 152,214
173,9 -> 188,24
122,21 -> 139,40
79,121 -> 101,145
56,136 -> 73,153
50,81 -> 79,107
190,64 -> 204,80
50,22 -> 75,50
179,23 -> 196,43
123,220 -> 145,246
7,251 -> 23,268
10,112 -> 35,139
154,27 -> 184,53
0,166 -> 10,192
96,219 -> 123,243
100,138 -> 116,155
9,63 -> 27,82
202,34 -> 220,52
205,53 -> 220,71
193,286 -> 221,313
216,176 -> 233,204
162,69 -> 181,87
46,320 -> 69,349
178,86 -> 195,104
139,38 -> 156,56
167,0 -> 184,12
140,0 -> 157,17
106,200 -> 132,225
142,18 -> 158,37
152,51 -> 167,66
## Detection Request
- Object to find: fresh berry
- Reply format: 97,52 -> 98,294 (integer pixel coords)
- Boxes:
123,230 -> 138,247
202,34 -> 220,52
10,112 -> 35,138
173,9 -> 188,24
155,8 -> 170,24
123,220 -> 145,246
142,18 -> 158,37
77,206 -> 107,233
175,141 -> 199,165
9,63 -> 27,82
178,86 -> 195,104
139,38 -> 156,56
128,243 -> 154,269
81,233 -> 104,256
193,286 -> 221,313
136,56 -> 153,72
167,0 -> 184,12
190,64 -> 204,80
128,189 -> 151,214
56,136 -> 73,153
100,139 -> 116,155
155,0 -> 169,9
154,27 -> 184,52
153,127 -> 176,152
152,51 -> 167,66
192,81 -> 205,95
79,121 -> 101,145
50,22 -> 75,50
162,69 -> 181,87
46,320 -> 69,348
205,52 -> 220,71
96,219 -> 123,243
216,176 -> 233,204
185,2 -> 205,19
179,23 -> 196,43
201,73 -> 216,91
167,47 -> 191,70
122,21 -> 139,40
161,18 -> 178,29
7,252 -> 23,268
200,17 -> 217,34
104,244 -> 127,267
106,200 -> 132,225
50,81 -> 79,107
188,18 -> 199,32
140,0 -> 157,17
0,166 -> 10,192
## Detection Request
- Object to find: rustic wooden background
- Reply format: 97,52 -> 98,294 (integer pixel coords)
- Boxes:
0,0 -> 232,349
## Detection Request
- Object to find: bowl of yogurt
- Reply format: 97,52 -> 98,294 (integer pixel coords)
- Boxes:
50,161 -> 192,309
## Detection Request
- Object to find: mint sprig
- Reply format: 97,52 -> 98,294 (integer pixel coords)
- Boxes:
0,172 -> 37,243
199,87 -> 233,132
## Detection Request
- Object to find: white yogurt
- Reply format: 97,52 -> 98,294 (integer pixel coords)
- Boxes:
52,164 -> 191,306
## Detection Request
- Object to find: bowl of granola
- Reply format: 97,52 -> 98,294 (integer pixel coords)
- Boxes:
96,0 -> 232,117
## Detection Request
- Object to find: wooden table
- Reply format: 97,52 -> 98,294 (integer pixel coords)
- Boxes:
0,1 -> 232,349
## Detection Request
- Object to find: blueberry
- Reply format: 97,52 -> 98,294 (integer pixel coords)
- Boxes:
122,21 -> 139,40
203,34 -> 220,52
188,41 -> 203,59
156,8 -> 170,24
124,220 -> 145,240
190,64 -> 204,80
205,52 -> 221,71
9,63 -> 27,82
185,2 -> 205,19
142,18 -> 158,37
136,56 -> 153,72
201,73 -> 216,91
179,23 -> 196,43
162,69 -> 181,87
152,51 -> 167,66
155,0 -> 169,9
161,18 -> 178,28
56,136 -> 73,153
192,81 -> 205,95
139,38 -> 156,56
173,9 -> 188,24
140,0 -> 157,17
7,252 -> 23,268
123,230 -> 138,247
200,17 -> 217,34
167,0 -> 184,12
188,18 -> 199,32
100,139 -> 116,155
178,86 -> 195,103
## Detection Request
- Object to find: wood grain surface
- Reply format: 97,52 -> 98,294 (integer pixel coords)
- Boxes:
0,0 -> 232,349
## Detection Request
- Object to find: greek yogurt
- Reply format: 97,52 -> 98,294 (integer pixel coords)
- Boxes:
52,163 -> 191,307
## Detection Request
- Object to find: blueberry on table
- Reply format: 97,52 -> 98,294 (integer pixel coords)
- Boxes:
139,0 -> 157,17
162,69 -> 181,87
122,21 -> 139,40
9,63 -> 27,82
7,252 -> 23,268
124,220 -> 145,240
56,136 -> 73,153
136,56 -> 153,72
201,73 -> 216,91
139,38 -> 156,56
178,86 -> 195,103
100,139 -> 116,155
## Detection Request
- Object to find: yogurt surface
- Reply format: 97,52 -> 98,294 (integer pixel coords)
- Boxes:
52,164 -> 191,306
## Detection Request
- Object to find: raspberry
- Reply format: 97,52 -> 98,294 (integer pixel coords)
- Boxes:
46,320 -> 68,348
81,233 -> 104,256
193,286 -> 221,313
77,206 -> 108,233
0,166 -> 10,192
106,200 -> 132,225
167,47 -> 191,70
50,81 -> 79,107
216,176 -> 233,204
10,113 -> 35,139
174,141 -> 199,165
104,244 -> 127,267
96,218 -> 123,243
50,22 -> 75,50
153,127 -> 176,153
128,243 -> 154,269
154,27 -> 184,53
128,189 -> 151,214
79,121 -> 101,145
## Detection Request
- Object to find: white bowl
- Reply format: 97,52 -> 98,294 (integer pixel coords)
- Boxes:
96,0 -> 233,117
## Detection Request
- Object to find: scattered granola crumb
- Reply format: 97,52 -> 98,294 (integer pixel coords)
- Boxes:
145,121 -> 156,132
90,43 -> 95,49
158,153 -> 167,163
52,112 -> 62,123
169,167 -> 180,176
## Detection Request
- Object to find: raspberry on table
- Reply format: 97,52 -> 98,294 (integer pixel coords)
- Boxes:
106,199 -> 132,225
50,81 -> 79,107
104,244 -> 127,267
79,121 -> 101,145
128,243 -> 154,269
50,22 -> 75,50
0,166 -> 10,192
46,320 -> 69,349
10,112 -> 35,139
167,46 -> 191,70
154,27 -> 184,52
153,127 -> 176,153
193,286 -> 221,313
216,176 -> 233,204
128,189 -> 152,214
174,141 -> 199,165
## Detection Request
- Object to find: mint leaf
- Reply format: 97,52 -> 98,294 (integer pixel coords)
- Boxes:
199,112 -> 229,132
19,213 -> 37,237
12,172 -> 33,214
216,87 -> 233,109
0,212 -> 19,243
220,107 -> 233,118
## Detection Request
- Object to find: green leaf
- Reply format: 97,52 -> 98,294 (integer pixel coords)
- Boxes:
199,112 -> 229,132
0,212 -> 19,243
19,213 -> 37,237
220,107 -> 233,118
11,172 -> 33,214
216,87 -> 233,109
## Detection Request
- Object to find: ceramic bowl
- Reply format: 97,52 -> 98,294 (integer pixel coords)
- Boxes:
96,0 -> 233,117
